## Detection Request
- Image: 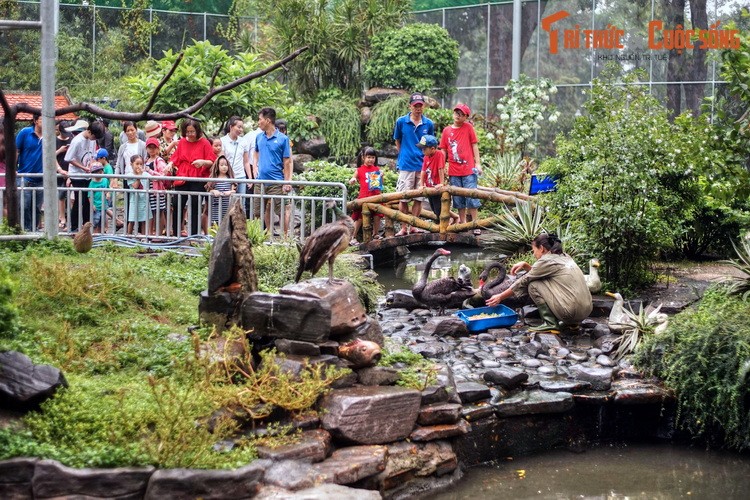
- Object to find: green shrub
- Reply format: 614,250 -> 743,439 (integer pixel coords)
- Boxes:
634,288 -> 750,451
278,102 -> 320,143
367,95 -> 410,146
544,66 -> 699,292
315,98 -> 362,159
0,267 -> 18,339
365,23 -> 459,95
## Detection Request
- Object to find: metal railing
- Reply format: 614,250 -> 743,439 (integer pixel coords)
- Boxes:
4,174 -> 348,244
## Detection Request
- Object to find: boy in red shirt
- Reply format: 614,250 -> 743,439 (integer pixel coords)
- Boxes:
439,103 -> 482,231
348,146 -> 383,244
418,135 -> 458,224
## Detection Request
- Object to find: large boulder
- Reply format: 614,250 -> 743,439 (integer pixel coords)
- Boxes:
281,279 -> 368,336
363,87 -> 408,106
319,386 -> 421,444
32,459 -> 154,499
143,461 -> 270,499
0,351 -> 67,411
242,292 -> 331,343
292,154 -> 314,174
295,137 -> 329,158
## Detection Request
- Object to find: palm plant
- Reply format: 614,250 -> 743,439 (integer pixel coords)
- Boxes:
723,238 -> 750,300
482,153 -> 523,191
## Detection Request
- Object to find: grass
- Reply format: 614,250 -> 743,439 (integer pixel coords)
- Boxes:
0,236 -> 381,468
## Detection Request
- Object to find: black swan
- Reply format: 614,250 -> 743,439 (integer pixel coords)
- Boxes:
412,248 -> 476,314
476,260 -> 527,309
295,202 -> 355,284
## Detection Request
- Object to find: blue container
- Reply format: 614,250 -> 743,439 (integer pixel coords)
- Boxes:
456,305 -> 518,333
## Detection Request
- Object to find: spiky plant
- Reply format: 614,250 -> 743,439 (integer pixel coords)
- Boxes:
486,199 -> 547,254
482,153 -> 523,191
723,238 -> 750,300
612,303 -> 664,360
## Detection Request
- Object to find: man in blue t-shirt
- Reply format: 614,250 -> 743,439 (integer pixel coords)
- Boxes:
16,114 -> 44,231
252,107 -> 292,237
393,93 -> 434,236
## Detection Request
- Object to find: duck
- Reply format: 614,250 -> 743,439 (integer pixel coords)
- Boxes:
73,222 -> 93,254
585,258 -> 602,294
605,291 -> 630,333
294,201 -> 355,284
412,248 -> 476,315
472,259 -> 526,309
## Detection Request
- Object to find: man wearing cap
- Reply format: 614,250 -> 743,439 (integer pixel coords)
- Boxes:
439,103 -> 482,230
393,92 -> 434,236
65,120 -> 105,231
220,116 -> 251,196
16,114 -> 44,231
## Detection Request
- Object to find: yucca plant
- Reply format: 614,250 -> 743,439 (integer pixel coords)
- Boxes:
482,153 -> 523,191
486,199 -> 547,254
723,238 -> 750,300
612,303 -> 665,360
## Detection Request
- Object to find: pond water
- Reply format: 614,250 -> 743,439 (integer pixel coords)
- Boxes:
430,443 -> 750,500
374,245 -> 505,292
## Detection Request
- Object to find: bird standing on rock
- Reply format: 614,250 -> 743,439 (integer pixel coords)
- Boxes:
73,222 -> 93,253
294,202 -> 354,284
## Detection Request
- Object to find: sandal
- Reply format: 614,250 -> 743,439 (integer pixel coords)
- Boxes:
395,229 -> 408,237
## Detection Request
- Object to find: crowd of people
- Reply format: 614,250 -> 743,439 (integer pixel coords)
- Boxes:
11,107 -> 293,237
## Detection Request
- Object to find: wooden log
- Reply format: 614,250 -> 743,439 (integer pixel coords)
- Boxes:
368,203 -> 439,232
476,185 -> 535,201
346,186 -> 522,211
439,191 -> 451,234
362,203 -> 372,244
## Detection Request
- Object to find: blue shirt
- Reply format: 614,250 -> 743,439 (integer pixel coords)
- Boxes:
16,126 -> 43,175
255,129 -> 291,181
393,113 -> 434,172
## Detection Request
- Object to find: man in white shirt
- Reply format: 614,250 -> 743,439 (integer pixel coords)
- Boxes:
220,116 -> 251,195
64,120 -> 104,231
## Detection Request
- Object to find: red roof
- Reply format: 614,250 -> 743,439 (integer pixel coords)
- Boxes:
1,92 -> 78,121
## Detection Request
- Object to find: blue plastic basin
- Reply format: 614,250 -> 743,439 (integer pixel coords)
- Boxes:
456,305 -> 518,333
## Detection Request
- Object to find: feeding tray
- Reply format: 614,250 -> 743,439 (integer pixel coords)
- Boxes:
456,305 -> 518,333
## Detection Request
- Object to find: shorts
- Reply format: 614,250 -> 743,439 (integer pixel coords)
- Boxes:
450,174 -> 481,209
351,210 -> 384,221
396,170 -> 424,202
253,183 -> 289,218
92,209 -> 103,228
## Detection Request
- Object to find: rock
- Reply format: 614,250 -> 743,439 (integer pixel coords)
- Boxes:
410,419 -> 471,441
281,279 -> 367,336
256,429 -> 331,463
493,390 -> 574,416
487,328 -> 513,338
537,365 -> 557,375
483,368 -> 528,390
421,317 -> 469,337
385,290 -> 425,311
360,106 -> 372,125
0,457 -> 36,499
363,87 -> 409,105
536,333 -> 562,348
591,323 -> 611,338
295,137 -> 329,157
206,212 -> 235,294
312,445 -> 387,484
319,386 -> 421,444
274,339 -> 321,357
257,483 -> 381,499
292,154 -> 314,174
455,382 -> 491,404
418,402 -> 462,426
594,335 -> 619,354
566,352 -> 588,362
556,347 -> 570,358
32,459 -> 153,499
373,441 -> 457,491
461,403 -> 495,422
144,460 -> 269,499
198,290 -> 240,330
569,365 -> 614,391
518,340 -> 543,358
337,316 -> 385,347
0,351 -> 67,410
357,366 -> 399,386
539,380 -> 592,392
596,354 -> 616,367
587,348 -> 603,357
613,383 -> 671,405
263,460 -> 322,491
242,292 -> 330,343
411,341 -> 451,358
522,359 -> 542,368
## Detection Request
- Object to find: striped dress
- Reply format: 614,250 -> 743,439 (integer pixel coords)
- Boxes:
210,179 -> 234,225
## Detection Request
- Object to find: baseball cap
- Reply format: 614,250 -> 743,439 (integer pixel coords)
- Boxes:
161,120 -> 177,131
65,119 -> 89,133
145,137 -> 160,148
417,135 -> 438,149
409,93 -> 425,105
90,161 -> 104,173
95,148 -> 109,159
453,103 -> 471,116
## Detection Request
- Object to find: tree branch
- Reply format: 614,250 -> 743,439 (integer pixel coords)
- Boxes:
209,64 -> 221,91
143,51 -> 184,115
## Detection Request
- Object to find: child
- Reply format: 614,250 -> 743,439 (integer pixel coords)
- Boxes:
439,103 -> 482,231
347,146 -> 383,244
211,136 -> 224,158
205,154 -> 236,227
144,138 -> 169,235
418,135 -> 459,225
87,162 -> 108,233
127,155 -> 151,235
95,148 -> 123,231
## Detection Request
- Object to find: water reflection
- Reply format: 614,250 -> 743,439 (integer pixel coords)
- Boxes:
375,246 -> 506,292
430,443 -> 750,499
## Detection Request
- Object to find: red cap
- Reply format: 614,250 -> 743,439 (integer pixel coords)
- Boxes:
453,103 -> 471,116
145,137 -> 160,148
161,120 -> 177,131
